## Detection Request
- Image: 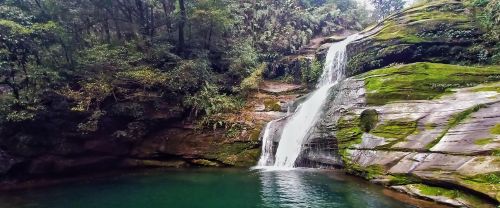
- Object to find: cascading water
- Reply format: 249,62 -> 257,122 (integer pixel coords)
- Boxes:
257,121 -> 276,166
256,33 -> 362,169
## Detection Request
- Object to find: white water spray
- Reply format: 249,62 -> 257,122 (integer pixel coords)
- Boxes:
256,34 -> 362,169
257,121 -> 276,166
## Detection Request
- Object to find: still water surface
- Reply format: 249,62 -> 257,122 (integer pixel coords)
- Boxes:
0,168 -> 416,208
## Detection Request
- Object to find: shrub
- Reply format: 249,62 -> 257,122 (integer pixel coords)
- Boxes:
165,59 -> 213,93
116,67 -> 168,88
184,82 -> 242,129
227,40 -> 259,80
302,58 -> 323,85
239,63 -> 266,94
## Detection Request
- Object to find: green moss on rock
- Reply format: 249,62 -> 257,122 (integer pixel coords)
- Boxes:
264,99 -> 281,111
388,174 -> 422,185
343,163 -> 387,180
460,172 -> 500,202
412,183 -> 488,206
249,128 -> 263,142
490,124 -> 500,135
347,0 -> 492,77
473,82 -> 500,93
370,119 -> 417,140
474,138 -> 494,146
361,63 -> 500,105
335,116 -> 363,149
364,165 -> 386,179
204,142 -> 260,167
230,148 -> 261,167
465,172 -> 500,184
414,184 -> 461,198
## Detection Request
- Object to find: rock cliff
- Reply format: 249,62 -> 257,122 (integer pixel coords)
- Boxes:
317,63 -> 500,207
346,0 -> 495,76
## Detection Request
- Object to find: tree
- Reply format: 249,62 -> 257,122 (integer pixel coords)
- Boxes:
0,15 -> 61,121
0,0 -> 371,130
177,0 -> 186,56
371,0 -> 405,20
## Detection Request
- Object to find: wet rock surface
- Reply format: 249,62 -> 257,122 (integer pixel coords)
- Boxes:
319,75 -> 500,207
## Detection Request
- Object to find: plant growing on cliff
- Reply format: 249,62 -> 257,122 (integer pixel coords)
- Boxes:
302,59 -> 323,86
184,82 -> 242,129
239,63 -> 266,95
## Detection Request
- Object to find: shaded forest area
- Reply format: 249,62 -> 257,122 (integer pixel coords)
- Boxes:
0,0 -> 371,158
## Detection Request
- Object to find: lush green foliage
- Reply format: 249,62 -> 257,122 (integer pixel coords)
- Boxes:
0,0 -> 369,134
371,0 -> 405,20
184,83 -> 243,129
302,59 -> 324,85
239,64 -> 266,95
464,0 -> 500,64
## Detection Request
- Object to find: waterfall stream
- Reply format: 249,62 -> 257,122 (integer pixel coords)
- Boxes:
256,34 -> 362,169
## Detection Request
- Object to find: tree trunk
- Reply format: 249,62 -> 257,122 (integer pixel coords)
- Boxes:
177,0 -> 186,56
206,21 -> 213,50
104,15 -> 111,43
136,0 -> 146,37
150,4 -> 155,38
161,0 -> 174,33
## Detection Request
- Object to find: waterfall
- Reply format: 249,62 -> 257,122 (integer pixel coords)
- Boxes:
255,34 -> 362,169
257,121 -> 276,166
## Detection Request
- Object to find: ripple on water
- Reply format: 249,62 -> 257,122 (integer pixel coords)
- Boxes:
0,169 -> 417,208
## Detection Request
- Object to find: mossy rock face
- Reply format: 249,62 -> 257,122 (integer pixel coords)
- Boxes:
426,104 -> 486,149
331,61 -> 500,206
335,115 -> 363,149
410,184 -> 490,207
388,174 -> 422,185
346,0 -> 491,76
203,142 -> 260,167
264,99 -> 282,111
369,119 -> 417,139
461,172 -> 500,202
491,124 -> 500,135
360,62 -> 500,105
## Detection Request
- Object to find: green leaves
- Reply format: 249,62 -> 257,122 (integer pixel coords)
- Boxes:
227,39 -> 259,80
77,43 -> 142,70
117,67 -> 168,88
184,82 -> 240,118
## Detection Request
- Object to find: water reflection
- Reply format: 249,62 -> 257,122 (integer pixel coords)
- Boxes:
0,169 -> 416,208
259,170 -> 337,207
257,169 -> 415,208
